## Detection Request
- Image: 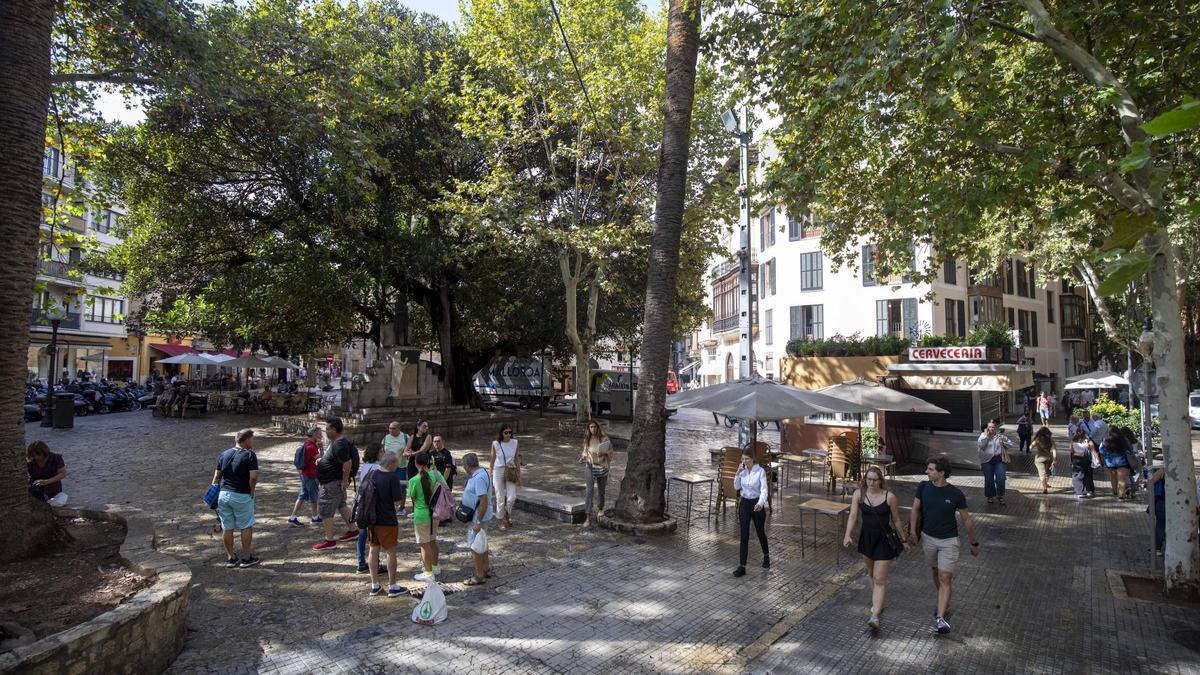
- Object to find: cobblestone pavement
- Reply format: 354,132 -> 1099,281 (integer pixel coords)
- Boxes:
26,409 -> 1200,674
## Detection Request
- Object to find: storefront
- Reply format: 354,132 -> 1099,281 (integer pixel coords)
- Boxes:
885,351 -> 1034,469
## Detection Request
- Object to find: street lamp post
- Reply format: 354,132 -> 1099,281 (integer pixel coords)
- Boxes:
41,317 -> 62,427
723,106 -> 755,448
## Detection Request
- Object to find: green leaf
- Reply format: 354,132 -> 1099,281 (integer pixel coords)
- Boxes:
1100,210 -> 1156,251
1142,100 -> 1200,137
1096,250 -> 1152,297
1119,140 -> 1150,173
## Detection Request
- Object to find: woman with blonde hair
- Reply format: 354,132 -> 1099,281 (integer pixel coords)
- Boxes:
843,465 -> 910,631
578,420 -> 612,527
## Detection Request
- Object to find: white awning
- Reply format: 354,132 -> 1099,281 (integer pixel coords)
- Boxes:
698,360 -> 723,376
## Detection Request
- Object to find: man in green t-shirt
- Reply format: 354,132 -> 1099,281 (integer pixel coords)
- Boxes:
910,455 -> 980,635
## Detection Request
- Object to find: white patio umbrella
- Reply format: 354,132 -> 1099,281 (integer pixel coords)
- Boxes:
202,353 -> 236,363
1065,378 -> 1105,390
1067,369 -> 1122,383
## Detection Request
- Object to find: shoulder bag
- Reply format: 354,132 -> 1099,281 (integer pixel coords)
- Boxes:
881,491 -> 904,556
499,441 -> 520,485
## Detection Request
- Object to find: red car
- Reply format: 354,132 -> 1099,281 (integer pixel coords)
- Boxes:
666,370 -> 679,394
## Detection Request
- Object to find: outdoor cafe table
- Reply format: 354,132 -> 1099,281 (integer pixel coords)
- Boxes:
666,473 -> 715,527
798,498 -> 852,565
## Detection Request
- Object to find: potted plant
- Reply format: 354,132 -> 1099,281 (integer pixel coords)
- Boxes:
967,320 -> 1016,361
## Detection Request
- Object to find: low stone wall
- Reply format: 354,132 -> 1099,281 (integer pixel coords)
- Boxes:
0,506 -> 191,675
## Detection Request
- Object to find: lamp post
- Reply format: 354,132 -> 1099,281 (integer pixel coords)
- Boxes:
41,317 -> 62,427
1137,318 -> 1154,453
723,106 -> 755,448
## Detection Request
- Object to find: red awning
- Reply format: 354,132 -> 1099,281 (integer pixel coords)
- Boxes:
149,343 -> 198,357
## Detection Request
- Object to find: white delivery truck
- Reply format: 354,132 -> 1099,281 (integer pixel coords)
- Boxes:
473,356 -> 563,409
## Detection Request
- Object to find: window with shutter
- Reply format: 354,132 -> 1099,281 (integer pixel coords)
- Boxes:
875,300 -> 887,336
902,298 -> 918,338
800,252 -> 822,290
862,245 -> 876,286
789,306 -> 801,340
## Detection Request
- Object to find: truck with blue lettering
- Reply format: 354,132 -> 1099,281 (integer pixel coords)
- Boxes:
473,357 -> 564,409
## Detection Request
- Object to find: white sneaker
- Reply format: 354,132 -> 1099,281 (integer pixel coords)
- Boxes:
414,570 -> 435,582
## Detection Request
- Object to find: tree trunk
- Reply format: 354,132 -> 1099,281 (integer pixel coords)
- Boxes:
612,0 -> 701,524
561,252 -> 593,421
1145,228 -> 1200,595
0,0 -> 64,561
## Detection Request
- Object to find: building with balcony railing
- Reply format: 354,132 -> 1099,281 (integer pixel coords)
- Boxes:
28,143 -> 138,382
678,121 -> 1091,396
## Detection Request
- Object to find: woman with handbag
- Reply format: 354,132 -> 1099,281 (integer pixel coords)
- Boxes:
1069,427 -> 1097,498
490,424 -> 520,531
843,465 -> 910,631
578,421 -> 612,528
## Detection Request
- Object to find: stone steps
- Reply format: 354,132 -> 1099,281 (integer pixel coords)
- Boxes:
272,406 -> 526,446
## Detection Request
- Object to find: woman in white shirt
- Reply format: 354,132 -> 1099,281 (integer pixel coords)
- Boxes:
733,448 -> 770,577
490,424 -> 520,531
578,421 -> 612,528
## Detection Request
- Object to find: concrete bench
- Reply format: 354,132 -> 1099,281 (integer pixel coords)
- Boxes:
515,486 -> 586,524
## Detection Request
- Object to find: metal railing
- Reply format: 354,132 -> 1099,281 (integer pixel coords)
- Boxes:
30,309 -> 81,330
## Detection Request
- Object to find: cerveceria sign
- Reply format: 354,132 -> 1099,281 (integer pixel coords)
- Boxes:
908,346 -> 986,362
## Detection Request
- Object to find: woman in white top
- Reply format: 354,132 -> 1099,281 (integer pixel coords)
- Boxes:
490,423 -> 520,531
733,448 -> 769,577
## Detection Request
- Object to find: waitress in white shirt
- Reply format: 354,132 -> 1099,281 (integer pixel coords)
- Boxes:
733,448 -> 770,577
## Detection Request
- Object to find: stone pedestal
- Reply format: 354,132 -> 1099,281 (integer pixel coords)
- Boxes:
341,347 -> 424,411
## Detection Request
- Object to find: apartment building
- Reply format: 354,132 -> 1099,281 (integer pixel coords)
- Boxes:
680,136 -> 1091,394
28,145 -> 137,382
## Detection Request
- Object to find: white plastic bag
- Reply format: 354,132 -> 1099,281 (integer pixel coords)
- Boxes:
469,528 -> 488,555
47,492 -> 69,507
411,579 -> 448,625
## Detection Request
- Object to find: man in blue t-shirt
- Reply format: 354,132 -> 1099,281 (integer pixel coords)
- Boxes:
460,453 -> 493,585
211,428 -> 260,569
910,455 -> 980,636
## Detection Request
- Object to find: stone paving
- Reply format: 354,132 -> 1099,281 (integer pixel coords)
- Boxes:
25,408 -> 1200,674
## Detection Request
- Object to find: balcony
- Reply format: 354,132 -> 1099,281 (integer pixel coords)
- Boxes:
1059,294 -> 1087,341
712,313 -> 758,334
30,309 -> 81,330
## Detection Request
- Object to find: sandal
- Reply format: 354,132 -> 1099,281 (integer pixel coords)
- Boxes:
998,497 -> 1006,505
463,576 -> 487,586
987,497 -> 994,504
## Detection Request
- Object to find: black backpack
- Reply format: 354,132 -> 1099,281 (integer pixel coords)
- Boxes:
351,468 -> 378,528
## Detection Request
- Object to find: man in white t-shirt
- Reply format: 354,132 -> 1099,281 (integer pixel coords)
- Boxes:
381,421 -> 410,515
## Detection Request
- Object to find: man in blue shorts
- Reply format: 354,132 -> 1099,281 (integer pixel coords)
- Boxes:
212,428 -> 261,568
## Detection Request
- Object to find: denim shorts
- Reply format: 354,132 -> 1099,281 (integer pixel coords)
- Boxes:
217,491 -> 255,531
298,475 -> 319,502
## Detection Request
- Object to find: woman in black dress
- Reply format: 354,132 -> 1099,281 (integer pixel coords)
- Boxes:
843,465 -> 910,631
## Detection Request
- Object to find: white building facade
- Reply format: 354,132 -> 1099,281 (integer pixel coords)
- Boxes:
680,132 -> 1091,394
28,145 -> 135,382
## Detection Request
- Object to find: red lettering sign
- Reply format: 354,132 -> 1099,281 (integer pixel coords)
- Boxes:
908,346 -> 986,361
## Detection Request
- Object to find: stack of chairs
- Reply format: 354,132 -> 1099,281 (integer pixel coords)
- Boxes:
827,431 -> 861,498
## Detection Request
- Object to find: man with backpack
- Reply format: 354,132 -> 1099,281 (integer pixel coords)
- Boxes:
211,428 -> 261,568
356,450 -> 407,597
312,417 -> 360,551
287,427 -> 322,527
